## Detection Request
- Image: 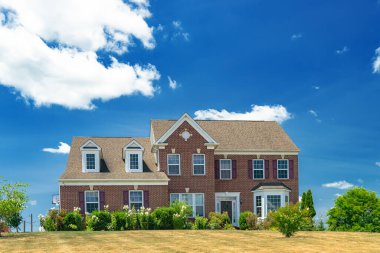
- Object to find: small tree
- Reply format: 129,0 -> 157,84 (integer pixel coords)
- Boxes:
8,212 -> 23,232
300,189 -> 316,218
327,187 -> 380,232
0,177 -> 29,236
271,203 -> 307,237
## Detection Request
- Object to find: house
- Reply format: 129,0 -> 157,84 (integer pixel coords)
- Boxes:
59,113 -> 299,226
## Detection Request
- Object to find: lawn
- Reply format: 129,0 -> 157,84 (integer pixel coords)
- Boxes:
1,230 -> 380,253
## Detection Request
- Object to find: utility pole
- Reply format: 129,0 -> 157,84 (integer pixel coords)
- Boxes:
30,214 -> 33,233
23,220 -> 26,233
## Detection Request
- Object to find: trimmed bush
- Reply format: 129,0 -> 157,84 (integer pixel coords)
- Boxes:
138,207 -> 154,230
112,211 -> 127,231
63,211 -> 84,231
87,210 -> 112,231
152,207 -> 175,229
239,211 -> 258,230
192,217 -> 209,230
208,212 -> 231,230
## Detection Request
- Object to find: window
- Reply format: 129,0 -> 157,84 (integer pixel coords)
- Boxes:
129,191 -> 143,210
267,195 -> 281,213
86,154 -> 95,170
255,195 -> 262,217
285,195 -> 289,205
168,154 -> 180,175
253,159 -> 264,179
129,154 -> 139,170
277,160 -> 289,179
193,154 -> 205,175
170,193 -> 204,217
85,191 -> 99,213
220,159 -> 232,180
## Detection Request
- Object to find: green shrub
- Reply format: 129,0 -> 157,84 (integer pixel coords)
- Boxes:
125,208 -> 139,230
63,211 -> 84,231
271,204 -> 305,237
111,212 -> 127,231
171,201 -> 192,229
239,211 -> 258,230
41,208 -> 67,231
192,217 -> 209,230
208,212 -> 231,230
259,212 -> 275,230
138,207 -> 154,230
87,210 -> 112,231
42,216 -> 56,231
152,207 -> 175,229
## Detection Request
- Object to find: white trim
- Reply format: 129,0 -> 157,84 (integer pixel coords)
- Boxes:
214,151 -> 299,155
129,190 -> 144,209
192,154 -> 206,175
124,140 -> 145,151
277,159 -> 289,179
167,154 -> 181,176
219,159 -> 232,180
125,151 -> 143,173
59,179 -> 169,186
170,193 -> 205,217
85,190 -> 99,213
155,113 -> 218,144
80,140 -> 101,151
252,189 -> 290,218
215,192 -> 240,226
253,159 -> 265,180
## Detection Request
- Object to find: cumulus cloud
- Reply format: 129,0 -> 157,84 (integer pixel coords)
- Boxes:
373,47 -> 380,73
322,180 -> 354,190
168,76 -> 178,90
0,0 -> 161,109
43,142 -> 71,154
336,46 -> 349,55
291,33 -> 302,40
194,105 -> 293,124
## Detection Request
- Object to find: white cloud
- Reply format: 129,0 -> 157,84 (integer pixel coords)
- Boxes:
322,180 -> 354,190
376,162 -> 380,167
0,0 -> 161,109
336,46 -> 348,55
373,47 -> 380,73
308,110 -> 318,117
312,85 -> 320,90
43,142 -> 71,154
194,105 -> 293,124
291,33 -> 302,40
29,200 -> 37,206
168,76 -> 178,90
172,20 -> 189,41
334,193 -> 341,197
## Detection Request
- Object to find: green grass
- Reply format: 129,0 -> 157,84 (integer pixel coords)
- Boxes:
1,230 -> 380,252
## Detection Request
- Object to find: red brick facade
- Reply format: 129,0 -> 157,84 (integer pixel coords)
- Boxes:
60,119 -> 299,221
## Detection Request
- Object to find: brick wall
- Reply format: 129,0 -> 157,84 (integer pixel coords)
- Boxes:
60,185 -> 168,212
158,121 -> 216,214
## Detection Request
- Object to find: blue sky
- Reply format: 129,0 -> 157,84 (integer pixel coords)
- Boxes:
1,0 -> 380,228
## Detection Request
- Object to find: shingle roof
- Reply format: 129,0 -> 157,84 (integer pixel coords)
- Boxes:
60,137 -> 168,180
151,120 -> 299,152
251,182 -> 291,191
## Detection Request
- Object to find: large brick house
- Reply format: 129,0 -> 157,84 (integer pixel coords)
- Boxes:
59,113 -> 299,226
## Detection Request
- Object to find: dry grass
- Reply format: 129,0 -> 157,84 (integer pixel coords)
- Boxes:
1,230 -> 380,253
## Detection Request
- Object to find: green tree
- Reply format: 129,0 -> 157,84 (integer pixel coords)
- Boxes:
300,189 -> 316,218
327,187 -> 380,232
8,212 -> 23,232
271,203 -> 309,237
0,177 -> 29,236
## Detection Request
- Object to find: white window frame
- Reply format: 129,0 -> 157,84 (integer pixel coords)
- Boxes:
253,159 -> 265,179
253,190 -> 289,219
129,190 -> 144,210
126,151 -> 143,172
277,159 -> 289,179
170,193 -> 205,217
85,190 -> 99,213
219,159 -> 232,180
192,154 -> 206,175
82,151 -> 100,173
167,154 -> 181,175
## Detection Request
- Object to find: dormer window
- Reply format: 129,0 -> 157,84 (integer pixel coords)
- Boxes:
123,140 -> 144,173
80,140 -> 101,173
